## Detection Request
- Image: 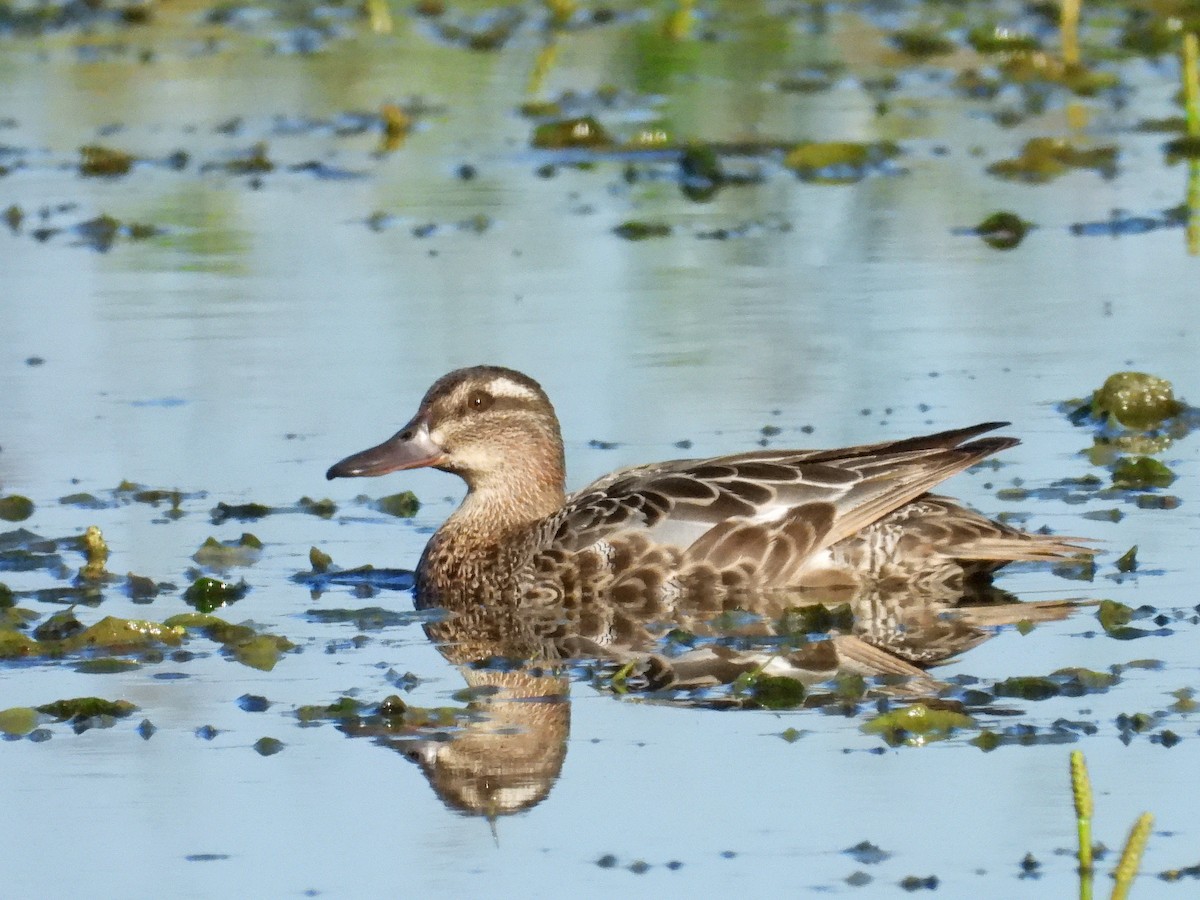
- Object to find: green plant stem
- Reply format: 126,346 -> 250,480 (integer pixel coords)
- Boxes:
1184,32 -> 1200,139
1061,0 -> 1081,67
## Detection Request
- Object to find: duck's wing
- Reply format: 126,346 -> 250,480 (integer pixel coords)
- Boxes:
539,423 -> 1015,576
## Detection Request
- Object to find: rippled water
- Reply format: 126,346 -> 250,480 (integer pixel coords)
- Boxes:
2,1 -> 1199,896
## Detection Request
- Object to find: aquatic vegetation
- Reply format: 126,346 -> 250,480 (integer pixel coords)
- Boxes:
192,533 -> 264,570
377,102 -> 409,153
79,145 -> 133,177
612,220 -> 671,241
210,501 -> 271,523
164,613 -> 295,671
253,736 -> 284,756
1111,457 -> 1175,490
78,525 -> 110,581
974,211 -> 1031,250
890,28 -> 955,59
1089,372 -> 1184,430
862,704 -> 976,747
987,137 -> 1117,183
782,141 -> 900,183
0,613 -> 185,660
0,495 -> 34,522
374,491 -> 420,518
183,576 -> 248,613
967,25 -> 1040,55
531,115 -> 614,150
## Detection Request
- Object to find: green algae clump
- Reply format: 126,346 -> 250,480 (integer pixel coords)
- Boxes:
192,533 -> 263,569
79,525 -> 110,580
36,697 -> 137,721
0,495 -> 35,522
976,211 -> 1030,249
1112,457 -> 1176,490
890,28 -> 955,58
783,141 -> 899,183
1091,372 -> 1183,430
987,138 -> 1117,183
0,706 -> 38,736
79,145 -> 133,177
374,492 -> 420,518
531,116 -> 614,150
862,703 -> 975,746
183,577 -> 248,613
613,221 -> 671,241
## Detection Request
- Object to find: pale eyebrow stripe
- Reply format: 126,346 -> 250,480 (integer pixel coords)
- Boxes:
487,378 -> 540,401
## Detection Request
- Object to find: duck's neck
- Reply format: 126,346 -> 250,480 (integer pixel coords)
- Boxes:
446,464 -> 566,543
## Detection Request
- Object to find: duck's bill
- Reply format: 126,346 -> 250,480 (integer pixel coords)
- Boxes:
326,420 -> 446,479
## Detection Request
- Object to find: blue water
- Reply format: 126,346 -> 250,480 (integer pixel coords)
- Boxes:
2,2 -> 1198,896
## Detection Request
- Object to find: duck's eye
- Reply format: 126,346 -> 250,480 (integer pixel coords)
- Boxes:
466,389 -> 494,413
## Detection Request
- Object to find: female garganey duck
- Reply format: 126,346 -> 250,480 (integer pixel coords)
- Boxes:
326,366 -> 1087,624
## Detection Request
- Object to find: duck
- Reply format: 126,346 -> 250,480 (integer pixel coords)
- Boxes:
326,366 -> 1088,637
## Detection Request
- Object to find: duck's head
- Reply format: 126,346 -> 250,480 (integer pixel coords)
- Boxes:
326,366 -> 566,496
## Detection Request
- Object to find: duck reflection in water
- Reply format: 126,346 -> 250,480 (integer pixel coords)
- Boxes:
327,367 -> 1092,819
